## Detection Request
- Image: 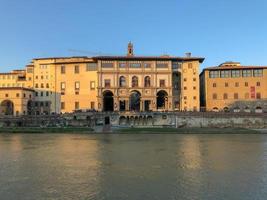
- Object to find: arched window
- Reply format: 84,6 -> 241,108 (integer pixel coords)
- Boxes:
144,76 -> 151,87
119,76 -> 126,87
132,76 -> 138,87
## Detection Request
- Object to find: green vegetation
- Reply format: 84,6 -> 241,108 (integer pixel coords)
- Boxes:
0,127 -> 93,134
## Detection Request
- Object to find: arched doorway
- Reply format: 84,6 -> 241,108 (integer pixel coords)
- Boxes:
0,100 -> 14,115
255,106 -> 263,113
223,107 -> 229,112
130,91 -> 141,111
103,90 -> 114,111
157,90 -> 168,110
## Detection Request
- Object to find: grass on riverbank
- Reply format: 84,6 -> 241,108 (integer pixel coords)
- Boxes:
116,127 -> 261,134
0,127 -> 94,134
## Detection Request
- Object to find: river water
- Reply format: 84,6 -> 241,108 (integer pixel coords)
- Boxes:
1,134 -> 267,200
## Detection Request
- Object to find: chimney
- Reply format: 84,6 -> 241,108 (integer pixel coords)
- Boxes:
127,42 -> 134,56
185,52 -> 191,57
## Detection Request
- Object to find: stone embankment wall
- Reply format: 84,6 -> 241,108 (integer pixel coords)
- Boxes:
0,112 -> 266,129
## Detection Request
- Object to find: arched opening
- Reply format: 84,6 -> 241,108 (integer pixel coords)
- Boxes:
27,100 -> 34,115
244,106 -> 251,113
255,106 -> 263,113
147,116 -> 153,126
157,90 -> 168,110
212,107 -> 219,112
129,91 -> 141,111
132,76 -> 138,87
144,76 -> 151,87
223,107 -> 229,112
119,76 -> 126,87
103,90 -> 114,111
0,100 -> 14,115
233,107 -> 240,113
119,116 -> 127,125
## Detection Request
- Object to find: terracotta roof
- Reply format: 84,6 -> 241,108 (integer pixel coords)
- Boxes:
31,55 -> 205,63
93,56 -> 205,63
32,56 -> 90,60
204,65 -> 267,70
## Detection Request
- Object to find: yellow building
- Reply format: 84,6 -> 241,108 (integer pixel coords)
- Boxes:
0,87 -> 34,115
97,44 -> 203,112
0,43 -> 204,115
200,62 -> 267,112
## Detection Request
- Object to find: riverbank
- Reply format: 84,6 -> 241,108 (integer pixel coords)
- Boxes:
0,127 -> 94,134
116,127 -> 261,134
0,126 -> 264,134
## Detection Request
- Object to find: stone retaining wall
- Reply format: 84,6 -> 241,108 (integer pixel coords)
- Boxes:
0,112 -> 266,129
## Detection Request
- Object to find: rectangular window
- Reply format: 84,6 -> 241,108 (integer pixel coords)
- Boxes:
144,63 -> 152,68
256,93 -> 261,99
188,63 -> 193,69
86,63 -> 97,71
91,102 -> 95,109
101,62 -> 113,68
75,102 -> 79,109
209,71 -> 220,78
253,69 -> 263,77
160,80 -> 165,87
61,65 -> 65,74
235,82 -> 239,87
225,82 -> 229,87
104,79 -> 111,88
212,93 -> 217,100
213,83 -> 217,87
256,82 -> 261,86
119,62 -> 126,68
234,93 -> 238,99
16,93 -> 20,97
220,70 -> 231,78
231,70 -> 241,78
90,81 -> 95,90
61,82 -> 66,90
242,70 -> 252,77
27,68 -> 33,73
75,81 -> 80,90
129,63 -> 141,68
61,102 -> 65,109
74,65 -> 79,74
223,93 -> 228,99
156,61 -> 168,68
245,82 -> 248,87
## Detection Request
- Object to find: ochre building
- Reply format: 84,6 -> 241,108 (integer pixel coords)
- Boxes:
0,43 -> 204,115
200,62 -> 267,112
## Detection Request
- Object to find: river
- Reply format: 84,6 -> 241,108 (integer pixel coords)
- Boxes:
0,133 -> 267,200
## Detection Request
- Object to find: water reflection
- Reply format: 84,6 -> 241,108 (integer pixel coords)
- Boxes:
1,134 -> 267,199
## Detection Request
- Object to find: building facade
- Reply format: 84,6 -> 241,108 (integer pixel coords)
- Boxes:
0,43 -> 204,115
200,62 -> 267,112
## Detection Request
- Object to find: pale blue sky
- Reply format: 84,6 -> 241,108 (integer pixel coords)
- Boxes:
0,0 -> 267,72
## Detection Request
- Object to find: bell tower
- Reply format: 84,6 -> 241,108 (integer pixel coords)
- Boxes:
127,42 -> 134,56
